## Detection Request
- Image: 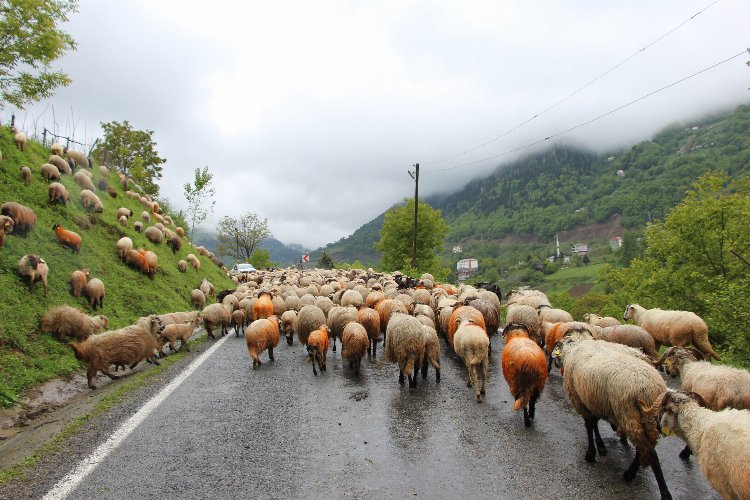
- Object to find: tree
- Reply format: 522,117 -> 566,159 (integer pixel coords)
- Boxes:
93,121 -> 166,195
215,211 -> 270,263
0,0 -> 77,110
248,248 -> 275,269
376,198 -> 448,276
183,166 -> 215,240
318,250 -> 334,269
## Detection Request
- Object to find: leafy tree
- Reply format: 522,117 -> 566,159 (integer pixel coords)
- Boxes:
618,230 -> 643,266
93,121 -> 166,195
183,166 -> 215,240
318,250 -> 334,269
215,211 -> 270,263
248,248 -> 275,269
0,0 -> 77,110
376,198 -> 449,276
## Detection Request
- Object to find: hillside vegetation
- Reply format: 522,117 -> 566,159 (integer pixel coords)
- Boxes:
0,129 -> 233,407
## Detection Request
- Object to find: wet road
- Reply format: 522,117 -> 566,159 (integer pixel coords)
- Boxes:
22,333 -> 718,499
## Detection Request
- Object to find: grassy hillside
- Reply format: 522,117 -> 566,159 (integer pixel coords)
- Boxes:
0,128 -> 233,408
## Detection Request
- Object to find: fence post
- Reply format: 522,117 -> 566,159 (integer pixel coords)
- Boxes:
42,129 -> 47,146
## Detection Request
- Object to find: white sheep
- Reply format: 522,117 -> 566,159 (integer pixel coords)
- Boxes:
624,304 -> 720,361
13,128 -> 27,152
453,315 -> 490,402
585,313 -> 621,327
116,237 -> 133,262
80,189 -> 103,212
537,305 -> 574,324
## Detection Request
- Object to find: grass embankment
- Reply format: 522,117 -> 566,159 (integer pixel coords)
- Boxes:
0,128 -> 233,408
538,263 -> 607,296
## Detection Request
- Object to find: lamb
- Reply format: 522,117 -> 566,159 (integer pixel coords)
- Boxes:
231,309 -> 245,336
50,143 -> 64,157
159,319 -> 200,355
253,290 -> 274,320
537,305 -> 574,324
551,336 -> 671,499
48,155 -> 71,175
1,201 -> 37,235
585,313 -> 621,328
70,268 -> 90,298
246,316 -> 281,368
280,309 -> 297,345
624,304 -> 720,361
0,215 -> 14,247
306,325 -> 330,375
201,303 -> 231,338
199,277 -> 215,298
190,288 -> 206,309
116,237 -> 133,262
20,166 -> 31,185
118,215 -> 127,227
48,182 -> 69,204
593,325 -> 658,360
65,150 -> 89,169
341,322 -> 368,375
69,318 -> 164,389
505,303 -> 542,347
447,305 -> 486,352
73,170 -> 96,191
85,278 -> 105,310
144,225 -> 163,244
453,316 -> 490,402
40,163 -> 61,182
297,305 -> 327,346
420,325 -> 441,383
134,221 -> 143,233
384,312 -> 426,389
13,129 -> 27,151
17,254 -> 48,296
501,323 -> 548,425
177,260 -> 187,273
357,306 -> 381,356
40,304 -> 108,341
80,189 -> 103,212
651,390 -> 750,499
52,223 -> 81,253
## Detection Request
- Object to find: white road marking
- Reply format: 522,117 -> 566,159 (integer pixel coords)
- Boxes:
42,333 -> 232,500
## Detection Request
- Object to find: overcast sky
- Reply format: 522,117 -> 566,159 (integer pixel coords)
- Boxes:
14,0 -> 750,249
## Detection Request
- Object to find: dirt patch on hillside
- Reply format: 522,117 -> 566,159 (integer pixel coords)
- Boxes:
568,283 -> 594,297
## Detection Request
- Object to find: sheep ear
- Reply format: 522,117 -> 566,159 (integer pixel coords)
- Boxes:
685,391 -> 707,407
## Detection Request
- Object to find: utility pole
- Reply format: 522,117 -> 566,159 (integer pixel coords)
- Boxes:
408,163 -> 419,269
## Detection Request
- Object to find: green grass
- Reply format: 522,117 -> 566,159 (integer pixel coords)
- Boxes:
0,129 -> 233,407
538,263 -> 607,295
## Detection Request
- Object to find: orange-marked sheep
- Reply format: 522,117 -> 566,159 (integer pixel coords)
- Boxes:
357,306 -> 381,356
70,268 -> 90,298
246,316 -> 281,368
501,323 -> 548,426
252,290 -> 274,320
52,223 -> 81,253
306,325 -> 330,375
375,298 -> 408,339
341,322 -> 368,375
544,321 -> 597,372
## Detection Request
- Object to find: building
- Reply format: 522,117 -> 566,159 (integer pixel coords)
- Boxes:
452,245 -> 463,254
571,243 -> 588,256
456,258 -> 478,281
609,237 -> 623,251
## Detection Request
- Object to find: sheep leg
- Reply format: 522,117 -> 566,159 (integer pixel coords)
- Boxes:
584,417 -> 599,462
206,325 -> 215,339
435,367 -> 440,383
623,450 -> 640,481
678,444 -> 692,460
480,359 -> 487,395
399,370 -> 405,386
421,357 -> 428,379
529,391 -> 540,420
332,337 -> 337,352
471,365 -> 481,402
269,347 -> 275,362
523,407 -> 531,427
647,448 -> 672,500
593,421 -> 607,456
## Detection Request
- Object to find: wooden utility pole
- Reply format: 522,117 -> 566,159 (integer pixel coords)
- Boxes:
408,163 -> 419,268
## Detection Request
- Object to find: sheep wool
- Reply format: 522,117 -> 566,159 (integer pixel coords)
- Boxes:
341,322 -> 368,375
17,254 -> 48,296
384,312 -> 426,389
357,306 -> 381,356
454,320 -> 490,402
48,182 -> 69,205
40,304 -> 108,341
40,163 -> 61,182
306,325 -> 330,375
74,170 -> 96,191
246,316 -> 281,368
70,268 -> 90,298
85,278 -> 105,310
280,309 -> 297,345
0,215 -> 14,247
20,165 -> 31,185
201,303 -> 231,338
296,305 -> 326,346
420,325 -> 441,383
1,201 -> 37,235
79,189 -> 103,212
190,289 -> 206,309
501,324 -> 547,425
52,223 -> 81,253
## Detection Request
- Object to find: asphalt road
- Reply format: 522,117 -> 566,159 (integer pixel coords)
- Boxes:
2,332 -> 719,499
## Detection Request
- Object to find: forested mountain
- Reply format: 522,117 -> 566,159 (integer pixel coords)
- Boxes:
318,103 -> 750,268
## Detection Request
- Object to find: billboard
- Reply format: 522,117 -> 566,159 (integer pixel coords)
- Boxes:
456,258 -> 478,281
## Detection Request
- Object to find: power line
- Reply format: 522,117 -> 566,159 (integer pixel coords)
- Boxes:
422,0 -> 722,166
425,49 -> 747,173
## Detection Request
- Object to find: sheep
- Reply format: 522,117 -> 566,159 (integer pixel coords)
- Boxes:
14,129 -> 27,151
175,226 -> 186,238
280,309 -> 297,345
341,289 -> 364,308
80,189 -> 103,212
167,234 -> 181,254
40,304 -> 108,341
365,290 -> 385,309
48,182 -> 69,205
50,143 -> 64,157
651,390 -> 750,499
40,163 -> 61,182
65,150 -> 89,169
141,211 -> 150,223
297,305 -> 327,346
52,223 -> 81,253
624,304 -> 720,361
140,249 -> 158,278
158,319 -> 200,355
69,318 -> 164,389
501,323 -> 548,425
375,298 -> 409,339
453,316 -> 490,402
506,289 -> 551,309
505,303 -> 542,347
1,201 -> 37,235
585,313 -> 621,328
20,165 -> 31,185
357,306 -> 381,356
98,165 -> 109,176
144,225 -> 163,244
201,303 -> 231,338
326,305 -> 358,352
251,290 -> 273,320
551,336 -> 671,499
231,309 -> 245,336
190,288 -> 206,309
385,312 -> 426,389
245,316 -> 281,367
117,215 -> 127,227
341,322 -> 368,375
200,277 -> 215,298
70,268 -> 90,298
0,215 -> 14,247
593,325 -> 658,360
420,325 -> 441,383
537,305 -> 574,324
48,155 -> 71,175
17,254 -> 48,296
447,305 -> 486,352
116,207 -> 133,219
306,325 -> 330,375
73,170 -> 96,191
466,298 -> 499,335
85,278 -> 105,310
544,321 -> 597,372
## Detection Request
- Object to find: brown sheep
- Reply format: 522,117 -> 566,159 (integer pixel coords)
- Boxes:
144,225 -> 163,244
232,309 -> 246,337
447,305 -> 486,352
70,268 -> 90,298
20,166 -> 31,185
1,201 -> 37,236
48,182 -> 69,205
253,290 -> 274,320
74,171 -> 96,191
159,318 -> 200,355
69,318 -> 164,389
52,223 -> 81,253
40,304 -> 108,341
177,260 -> 188,272
341,322 -> 368,375
117,237 -> 133,262
140,249 -> 158,278
246,316 -> 281,368
85,278 -> 105,310
40,163 -> 61,182
190,289 -> 206,309
307,325 -> 330,375
0,215 -> 14,247
48,155 -> 71,175
80,189 -> 103,212
17,254 -> 48,296
501,323 -> 548,426
65,150 -> 89,169
357,306 -> 381,356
